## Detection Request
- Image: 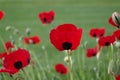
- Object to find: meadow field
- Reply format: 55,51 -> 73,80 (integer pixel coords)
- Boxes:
0,0 -> 120,80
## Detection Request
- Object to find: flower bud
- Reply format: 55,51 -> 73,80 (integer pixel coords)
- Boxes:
5,26 -> 12,31
26,28 -> 31,36
114,41 -> 120,48
64,56 -> 72,64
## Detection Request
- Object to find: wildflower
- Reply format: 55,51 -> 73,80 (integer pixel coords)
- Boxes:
5,41 -> 14,50
108,12 -> 120,28
89,28 -> 105,38
50,23 -> 82,51
38,10 -> 55,25
55,63 -> 68,75
98,35 -> 115,47
116,74 -> 120,80
86,47 -> 98,58
23,35 -> 40,45
0,48 -> 30,74
0,10 -> 4,20
113,29 -> 120,40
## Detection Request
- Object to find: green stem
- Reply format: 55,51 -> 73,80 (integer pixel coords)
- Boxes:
97,52 -> 100,80
110,44 -> 113,61
108,44 -> 114,80
67,50 -> 73,80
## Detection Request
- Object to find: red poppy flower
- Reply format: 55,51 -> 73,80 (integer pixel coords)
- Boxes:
86,47 -> 98,58
38,10 -> 55,25
98,36 -> 115,47
55,63 -> 68,75
89,28 -> 105,38
23,35 -> 40,44
113,29 -> 120,40
108,12 -> 120,28
50,23 -> 82,51
0,48 -> 30,74
5,41 -> 14,50
0,11 -> 4,20
116,74 -> 120,80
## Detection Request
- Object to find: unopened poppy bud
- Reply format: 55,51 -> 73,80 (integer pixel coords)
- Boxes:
19,36 -> 24,41
64,56 -> 72,64
5,26 -> 11,31
13,29 -> 19,35
83,41 -> 88,48
26,28 -> 31,36
114,41 -> 120,48
41,45 -> 46,50
112,12 -> 120,27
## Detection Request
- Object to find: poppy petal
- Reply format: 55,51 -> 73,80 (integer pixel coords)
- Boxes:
0,68 -> 18,74
109,17 -> 118,27
0,11 -> 4,20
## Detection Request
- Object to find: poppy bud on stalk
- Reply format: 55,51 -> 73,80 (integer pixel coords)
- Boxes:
109,12 -> 120,28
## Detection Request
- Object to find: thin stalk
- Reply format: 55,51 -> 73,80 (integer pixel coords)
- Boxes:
110,44 -> 113,61
81,46 -> 85,80
67,50 -> 73,80
96,44 -> 101,80
108,44 -> 114,80
97,52 -> 100,80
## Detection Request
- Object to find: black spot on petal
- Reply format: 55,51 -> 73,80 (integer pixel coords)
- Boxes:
43,18 -> 47,23
100,34 -> 103,37
62,42 -> 72,50
105,42 -> 110,46
93,34 -> 96,37
92,53 -> 96,56
14,61 -> 23,69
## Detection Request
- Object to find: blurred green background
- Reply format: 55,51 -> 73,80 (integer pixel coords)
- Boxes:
0,0 -> 120,80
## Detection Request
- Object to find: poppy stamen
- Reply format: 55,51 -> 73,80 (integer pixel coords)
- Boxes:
14,61 -> 23,69
43,18 -> 47,23
93,34 -> 96,37
62,42 -> 72,50
92,53 -> 96,56
105,42 -> 110,46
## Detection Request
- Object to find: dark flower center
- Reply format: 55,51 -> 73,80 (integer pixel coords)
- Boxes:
92,53 -> 96,56
100,34 -> 103,37
43,18 -> 47,22
62,42 -> 72,50
14,61 -> 23,69
105,42 -> 110,46
60,69 -> 65,74
93,34 -> 96,37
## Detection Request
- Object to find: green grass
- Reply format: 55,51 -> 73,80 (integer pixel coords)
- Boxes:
0,0 -> 120,80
